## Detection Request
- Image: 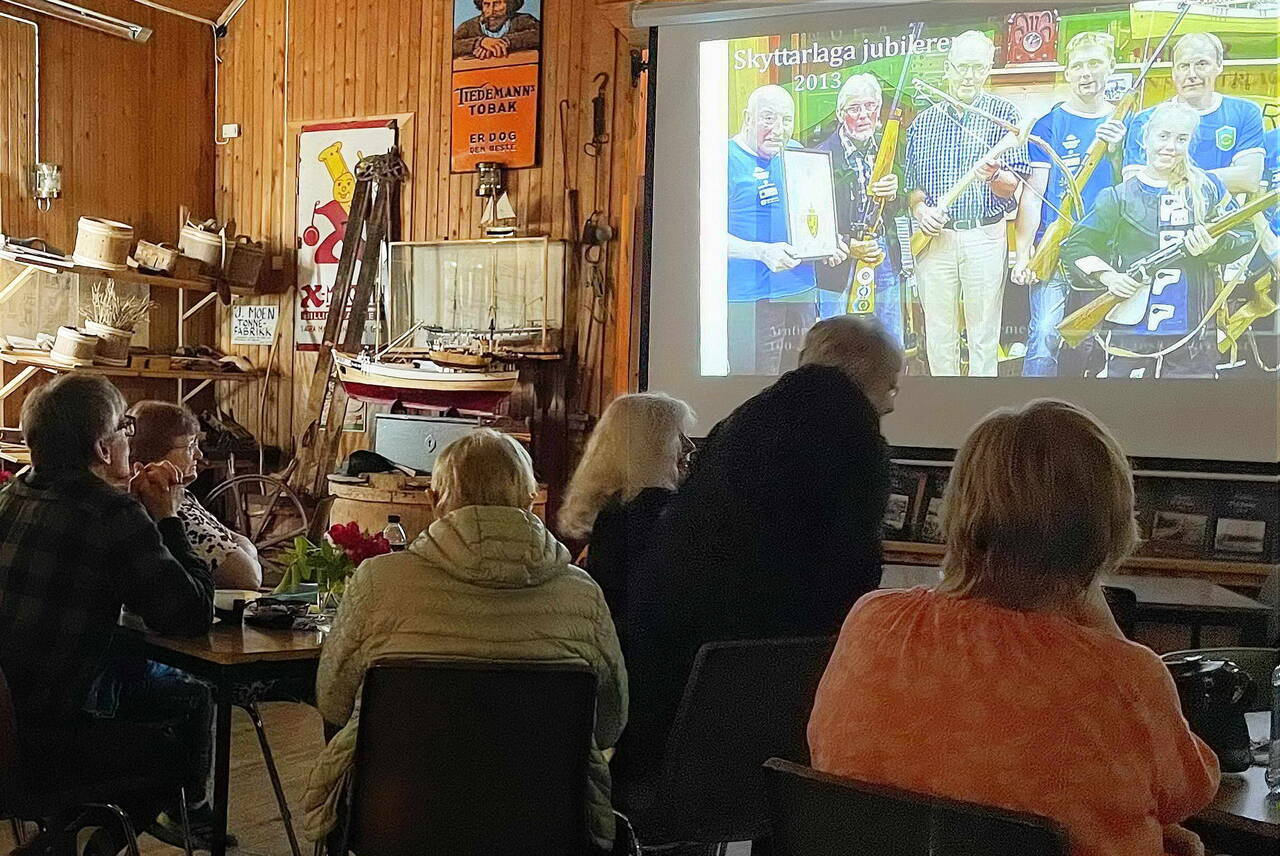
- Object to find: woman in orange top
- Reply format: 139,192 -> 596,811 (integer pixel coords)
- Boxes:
808,399 -> 1218,856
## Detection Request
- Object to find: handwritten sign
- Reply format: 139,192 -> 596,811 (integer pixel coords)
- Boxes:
231,304 -> 279,346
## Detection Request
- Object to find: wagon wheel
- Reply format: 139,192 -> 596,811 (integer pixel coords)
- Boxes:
205,474 -> 310,581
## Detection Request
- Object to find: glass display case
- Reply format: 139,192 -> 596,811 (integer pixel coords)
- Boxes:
386,237 -> 567,356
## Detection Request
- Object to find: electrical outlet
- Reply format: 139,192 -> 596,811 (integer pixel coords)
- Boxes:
221,123 -> 242,139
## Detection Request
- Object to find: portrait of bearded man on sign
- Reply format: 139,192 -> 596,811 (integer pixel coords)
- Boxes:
454,0 -> 542,60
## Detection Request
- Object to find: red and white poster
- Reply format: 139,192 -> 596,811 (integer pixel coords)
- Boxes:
294,119 -> 398,351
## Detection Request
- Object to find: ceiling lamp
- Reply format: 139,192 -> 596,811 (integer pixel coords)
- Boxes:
4,0 -> 152,42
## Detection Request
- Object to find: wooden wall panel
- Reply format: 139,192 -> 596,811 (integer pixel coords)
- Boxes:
214,0 -> 646,450
0,2 -> 216,424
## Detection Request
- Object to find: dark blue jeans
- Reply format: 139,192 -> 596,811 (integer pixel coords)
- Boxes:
1022,276 -> 1068,377
85,658 -> 215,808
819,237 -> 904,350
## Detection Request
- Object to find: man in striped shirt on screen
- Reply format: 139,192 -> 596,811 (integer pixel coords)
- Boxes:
905,30 -> 1030,376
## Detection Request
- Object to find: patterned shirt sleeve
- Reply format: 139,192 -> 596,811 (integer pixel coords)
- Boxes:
997,97 -> 1032,175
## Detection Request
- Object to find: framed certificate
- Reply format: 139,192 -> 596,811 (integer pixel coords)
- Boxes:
781,147 -> 839,261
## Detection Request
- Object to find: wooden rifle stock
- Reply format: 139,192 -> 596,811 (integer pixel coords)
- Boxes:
1056,188 -> 1278,347
847,120 -> 901,313
1026,1 -> 1192,280
847,36 -> 915,314
911,124 -> 1028,261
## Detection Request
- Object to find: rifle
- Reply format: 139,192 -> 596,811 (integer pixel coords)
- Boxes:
846,24 -> 919,315
908,111 -> 1033,262
1025,0 -> 1192,281
1056,188 -> 1278,347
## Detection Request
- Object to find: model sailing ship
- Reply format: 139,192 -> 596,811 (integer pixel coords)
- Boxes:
333,238 -> 565,411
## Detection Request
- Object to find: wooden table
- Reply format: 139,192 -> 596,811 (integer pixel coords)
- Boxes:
880,565 -> 1271,644
114,621 -> 323,856
1194,712 -> 1279,847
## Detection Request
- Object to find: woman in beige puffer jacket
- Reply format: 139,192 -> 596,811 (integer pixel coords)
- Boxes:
302,430 -> 627,849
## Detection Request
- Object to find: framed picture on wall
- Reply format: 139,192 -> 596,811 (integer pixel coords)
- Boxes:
780,148 -> 839,261
450,0 -> 544,171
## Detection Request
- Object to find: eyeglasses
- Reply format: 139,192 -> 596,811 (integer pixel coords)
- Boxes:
118,415 -> 136,437
170,433 -> 205,454
839,101 -> 880,117
946,60 -> 991,78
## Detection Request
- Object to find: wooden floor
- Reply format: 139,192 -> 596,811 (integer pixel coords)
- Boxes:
2,702 -> 326,856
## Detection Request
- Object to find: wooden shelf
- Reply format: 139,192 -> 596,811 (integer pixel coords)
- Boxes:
0,256 -> 257,297
0,352 -> 262,382
882,540 -> 1276,587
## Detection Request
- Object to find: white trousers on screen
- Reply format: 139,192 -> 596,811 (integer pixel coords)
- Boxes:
915,220 -> 1007,377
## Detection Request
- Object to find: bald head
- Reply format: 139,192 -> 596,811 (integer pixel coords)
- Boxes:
799,316 -> 903,415
739,84 -> 795,158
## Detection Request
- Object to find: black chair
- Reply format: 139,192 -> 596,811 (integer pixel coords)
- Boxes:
330,658 -> 604,856
1161,647 -> 1280,713
1101,585 -> 1138,638
623,636 -> 836,853
0,666 -> 193,856
763,758 -> 1069,856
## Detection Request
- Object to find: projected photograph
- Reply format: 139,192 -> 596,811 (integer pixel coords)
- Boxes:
699,1 -> 1280,378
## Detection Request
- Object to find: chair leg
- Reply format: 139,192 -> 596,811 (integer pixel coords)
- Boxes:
80,804 -> 141,856
243,700 -> 303,856
9,818 -> 27,845
177,786 -> 195,856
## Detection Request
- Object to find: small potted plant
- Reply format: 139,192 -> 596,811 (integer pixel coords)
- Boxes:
81,280 -> 156,367
277,522 -> 392,610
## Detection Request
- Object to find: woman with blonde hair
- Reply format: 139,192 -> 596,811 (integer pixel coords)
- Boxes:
304,428 -> 627,851
560,393 -> 695,636
1062,99 -> 1254,378
808,400 -> 1218,856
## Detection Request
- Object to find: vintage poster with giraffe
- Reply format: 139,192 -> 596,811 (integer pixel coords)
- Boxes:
294,119 -> 398,351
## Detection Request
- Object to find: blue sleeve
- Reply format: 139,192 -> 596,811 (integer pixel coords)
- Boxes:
1029,110 -> 1053,165
1233,98 -> 1264,157
1125,109 -> 1150,168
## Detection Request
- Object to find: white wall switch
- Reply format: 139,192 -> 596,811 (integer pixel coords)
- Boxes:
221,123 -> 242,139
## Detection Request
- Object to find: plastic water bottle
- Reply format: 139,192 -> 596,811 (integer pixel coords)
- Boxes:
1268,663 -> 1280,793
382,515 -> 408,552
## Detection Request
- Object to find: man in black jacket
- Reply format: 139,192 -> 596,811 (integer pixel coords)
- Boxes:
618,315 -> 900,790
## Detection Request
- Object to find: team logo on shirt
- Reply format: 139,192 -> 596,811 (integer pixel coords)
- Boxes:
1216,125 -> 1237,151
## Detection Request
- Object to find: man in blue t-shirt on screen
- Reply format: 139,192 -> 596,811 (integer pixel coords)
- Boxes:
1124,32 -> 1265,194
727,84 -> 847,374
1265,126 -> 1280,239
1011,31 -> 1127,376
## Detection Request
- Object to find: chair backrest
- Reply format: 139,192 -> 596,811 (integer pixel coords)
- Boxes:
763,758 -> 1069,856
646,636 -> 836,845
1101,586 -> 1137,638
347,658 -> 598,856
1161,647 -> 1279,713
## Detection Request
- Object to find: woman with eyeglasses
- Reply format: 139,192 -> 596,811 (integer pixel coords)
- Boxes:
128,401 -> 262,590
